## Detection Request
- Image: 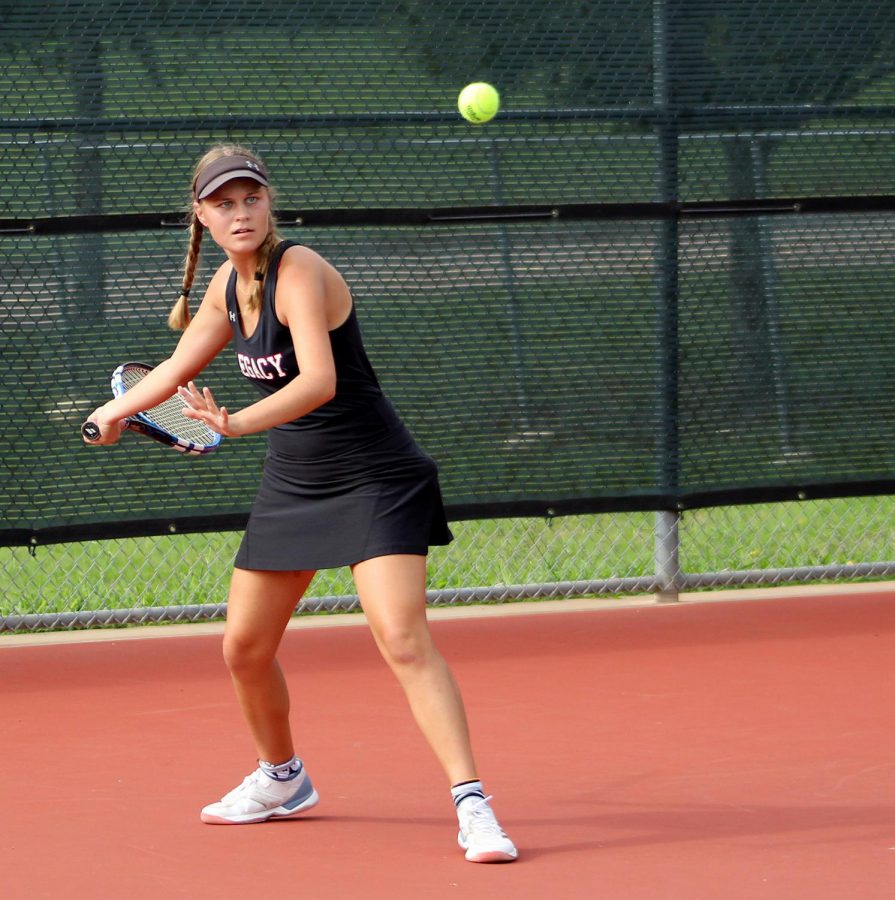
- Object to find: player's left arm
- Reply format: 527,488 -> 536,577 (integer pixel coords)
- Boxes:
180,248 -> 337,437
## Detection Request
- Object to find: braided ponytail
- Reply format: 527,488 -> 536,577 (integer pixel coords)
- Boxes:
168,214 -> 204,331
246,217 -> 282,314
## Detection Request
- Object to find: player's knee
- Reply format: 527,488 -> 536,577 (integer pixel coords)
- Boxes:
222,632 -> 274,677
376,624 -> 432,669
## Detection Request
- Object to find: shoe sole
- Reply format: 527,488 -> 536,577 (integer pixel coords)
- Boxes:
464,849 -> 518,863
458,832 -> 518,863
201,788 -> 320,825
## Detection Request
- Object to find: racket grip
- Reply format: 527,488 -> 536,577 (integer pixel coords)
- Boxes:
81,421 -> 101,442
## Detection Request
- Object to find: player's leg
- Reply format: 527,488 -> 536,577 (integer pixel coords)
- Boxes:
201,567 -> 319,825
352,554 -> 474,780
221,567 -> 314,761
351,554 -> 517,862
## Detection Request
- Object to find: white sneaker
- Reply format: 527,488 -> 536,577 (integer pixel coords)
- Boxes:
200,766 -> 319,825
456,795 -> 518,863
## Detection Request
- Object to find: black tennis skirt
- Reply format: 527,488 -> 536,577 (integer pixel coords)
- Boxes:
235,395 -> 453,571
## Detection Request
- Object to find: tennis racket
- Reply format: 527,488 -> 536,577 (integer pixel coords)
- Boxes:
81,362 -> 222,456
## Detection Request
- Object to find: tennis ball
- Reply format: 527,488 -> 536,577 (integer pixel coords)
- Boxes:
458,82 -> 500,124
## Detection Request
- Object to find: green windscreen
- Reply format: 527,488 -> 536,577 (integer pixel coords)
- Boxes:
2,1 -> 895,545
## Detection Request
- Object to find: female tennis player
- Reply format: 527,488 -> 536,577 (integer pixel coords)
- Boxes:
83,144 -> 517,863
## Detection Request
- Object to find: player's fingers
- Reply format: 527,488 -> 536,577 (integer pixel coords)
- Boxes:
178,383 -> 205,410
202,386 -> 219,411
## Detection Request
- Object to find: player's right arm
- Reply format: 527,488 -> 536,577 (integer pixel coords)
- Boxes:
85,266 -> 233,442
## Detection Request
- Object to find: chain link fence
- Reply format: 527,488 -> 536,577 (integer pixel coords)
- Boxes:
3,2 -> 895,633
3,496 -> 895,632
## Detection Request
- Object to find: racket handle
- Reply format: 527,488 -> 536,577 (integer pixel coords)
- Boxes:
81,421 -> 101,442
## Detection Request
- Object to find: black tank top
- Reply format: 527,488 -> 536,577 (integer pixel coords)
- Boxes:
226,240 -> 383,431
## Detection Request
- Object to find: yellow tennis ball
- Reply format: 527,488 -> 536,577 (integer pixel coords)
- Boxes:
458,82 -> 500,124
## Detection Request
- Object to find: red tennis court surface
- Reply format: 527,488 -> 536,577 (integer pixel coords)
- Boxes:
5,586 -> 895,899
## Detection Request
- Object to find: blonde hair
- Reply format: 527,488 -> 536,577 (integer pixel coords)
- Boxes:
168,143 -> 282,331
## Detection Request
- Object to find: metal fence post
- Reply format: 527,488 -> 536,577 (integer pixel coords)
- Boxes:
654,0 -> 681,607
655,508 -> 681,602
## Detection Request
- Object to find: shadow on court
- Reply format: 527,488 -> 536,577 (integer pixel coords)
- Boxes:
5,589 -> 895,899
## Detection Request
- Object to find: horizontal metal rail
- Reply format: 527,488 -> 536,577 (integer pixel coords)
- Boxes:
5,565 -> 895,634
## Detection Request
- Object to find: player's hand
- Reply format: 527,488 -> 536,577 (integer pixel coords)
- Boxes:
177,382 -> 238,437
83,407 -> 126,445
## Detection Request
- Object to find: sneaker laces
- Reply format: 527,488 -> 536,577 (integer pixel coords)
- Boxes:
220,769 -> 264,800
240,769 -> 267,789
461,795 -> 505,836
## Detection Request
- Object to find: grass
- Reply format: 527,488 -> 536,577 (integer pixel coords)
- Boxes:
3,495 -> 895,622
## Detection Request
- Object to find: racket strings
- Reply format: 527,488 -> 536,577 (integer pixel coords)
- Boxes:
146,396 -> 217,443
121,366 -> 218,446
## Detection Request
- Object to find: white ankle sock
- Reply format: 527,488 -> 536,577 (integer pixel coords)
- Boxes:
451,779 -> 485,808
259,756 -> 303,782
